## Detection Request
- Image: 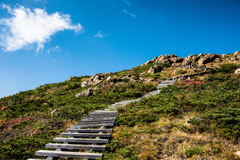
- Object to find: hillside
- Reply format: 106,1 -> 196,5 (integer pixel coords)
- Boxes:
0,52 -> 240,160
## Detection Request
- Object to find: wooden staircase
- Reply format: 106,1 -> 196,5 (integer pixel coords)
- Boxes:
28,110 -> 118,160
29,74 -> 205,159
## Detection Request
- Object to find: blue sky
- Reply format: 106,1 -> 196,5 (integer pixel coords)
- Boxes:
0,0 -> 240,98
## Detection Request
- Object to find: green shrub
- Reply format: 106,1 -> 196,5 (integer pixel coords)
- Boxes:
185,147 -> 204,157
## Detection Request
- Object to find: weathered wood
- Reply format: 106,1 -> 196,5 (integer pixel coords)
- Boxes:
94,110 -> 117,113
66,128 -> 112,133
77,120 -> 115,124
60,132 -> 111,138
53,137 -> 108,144
45,143 -> 106,151
81,117 -> 116,121
89,112 -> 118,116
35,150 -> 103,159
70,123 -> 114,128
84,114 -> 118,118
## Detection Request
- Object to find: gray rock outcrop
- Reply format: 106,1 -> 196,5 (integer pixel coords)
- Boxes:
198,54 -> 220,65
81,73 -> 108,87
234,68 -> 240,76
147,65 -> 162,74
234,51 -> 240,60
75,88 -> 93,98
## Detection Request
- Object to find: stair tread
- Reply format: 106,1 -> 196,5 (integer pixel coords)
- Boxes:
46,143 -> 106,150
35,150 -> 102,159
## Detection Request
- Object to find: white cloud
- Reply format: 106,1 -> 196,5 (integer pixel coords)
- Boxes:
47,45 -> 60,53
94,30 -> 104,38
122,9 -> 136,18
123,0 -> 131,7
94,30 -> 110,38
0,5 -> 83,52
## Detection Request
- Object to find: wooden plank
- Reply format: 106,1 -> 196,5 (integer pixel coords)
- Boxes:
60,132 -> 111,138
77,120 -> 115,124
45,143 -> 106,151
94,110 -> 117,113
70,123 -> 114,128
66,128 -> 112,133
53,137 -> 108,144
89,112 -> 118,116
81,117 -> 116,121
84,114 -> 118,118
35,150 -> 103,159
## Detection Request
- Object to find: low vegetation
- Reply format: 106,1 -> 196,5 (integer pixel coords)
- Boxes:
0,61 -> 239,159
102,63 -> 240,159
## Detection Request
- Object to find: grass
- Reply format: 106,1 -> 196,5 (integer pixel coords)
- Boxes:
101,63 -> 240,159
0,62 -> 239,159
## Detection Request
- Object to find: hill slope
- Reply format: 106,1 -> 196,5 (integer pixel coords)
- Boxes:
0,52 -> 240,159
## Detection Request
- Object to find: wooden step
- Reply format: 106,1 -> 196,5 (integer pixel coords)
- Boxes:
66,128 -> 112,133
35,150 -> 102,159
81,117 -> 116,121
46,143 -> 106,151
53,137 -> 108,144
94,110 -> 117,113
83,115 -> 118,119
77,120 -> 115,124
70,123 -> 114,128
60,132 -> 111,138
89,112 -> 118,116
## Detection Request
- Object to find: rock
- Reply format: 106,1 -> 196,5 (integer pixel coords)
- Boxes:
140,72 -> 146,76
171,54 -> 178,57
234,68 -> 240,76
81,81 -> 89,87
198,54 -> 219,65
141,60 -> 152,66
147,65 -> 162,74
67,76 -> 77,81
234,51 -> 240,60
75,88 -> 93,98
214,57 -> 222,63
235,151 -> 240,157
182,55 -> 199,65
106,77 -> 122,83
171,57 -> 184,63
81,73 -> 108,87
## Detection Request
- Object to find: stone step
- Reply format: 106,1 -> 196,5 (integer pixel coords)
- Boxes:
66,128 -> 113,133
70,123 -> 114,129
60,132 -> 111,138
53,137 -> 108,144
35,150 -> 102,159
45,143 -> 106,151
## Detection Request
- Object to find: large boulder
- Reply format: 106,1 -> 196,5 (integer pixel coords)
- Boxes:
234,51 -> 240,60
106,76 -> 123,83
141,60 -> 152,66
147,65 -> 162,74
75,88 -> 93,98
182,55 -> 199,65
198,54 -> 219,65
171,57 -> 184,63
81,73 -> 108,87
234,68 -> 240,76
